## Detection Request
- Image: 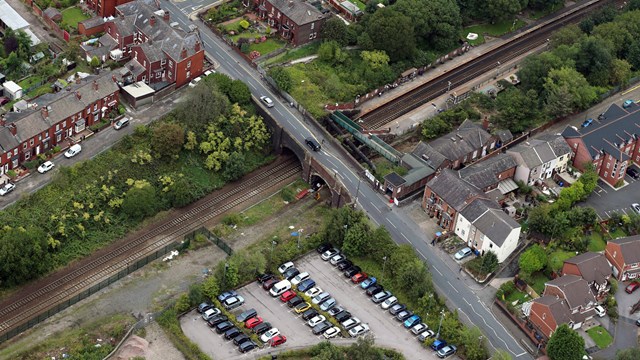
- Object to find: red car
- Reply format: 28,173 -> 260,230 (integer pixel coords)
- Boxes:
262,278 -> 278,290
626,282 -> 640,294
351,272 -> 368,284
279,290 -> 297,302
245,316 -> 263,329
270,334 -> 287,347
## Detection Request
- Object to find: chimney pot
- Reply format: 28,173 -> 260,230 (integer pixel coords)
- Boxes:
76,77 -> 81,84
76,91 -> 82,100
163,10 -> 170,21
9,123 -> 16,136
41,107 -> 49,119
93,80 -> 98,91
150,15 -> 156,26
181,47 -> 188,59
194,40 -> 201,52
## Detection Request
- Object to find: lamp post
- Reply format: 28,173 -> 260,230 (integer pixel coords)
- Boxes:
436,309 -> 445,339
353,177 -> 362,208
381,256 -> 388,283
222,262 -> 229,289
270,238 -> 277,266
297,229 -> 303,249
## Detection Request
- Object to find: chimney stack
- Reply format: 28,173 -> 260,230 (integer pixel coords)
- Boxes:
482,116 -> 489,130
41,107 -> 49,119
76,77 -> 81,84
150,15 -> 156,26
8,123 -> 16,136
181,47 -> 188,59
112,74 -> 117,82
0,115 -> 5,127
194,40 -> 201,52
289,0 -> 293,6
75,91 -> 82,100
163,10 -> 170,21
93,80 -> 98,91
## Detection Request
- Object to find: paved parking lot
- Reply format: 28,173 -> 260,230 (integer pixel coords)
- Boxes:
581,165 -> 640,220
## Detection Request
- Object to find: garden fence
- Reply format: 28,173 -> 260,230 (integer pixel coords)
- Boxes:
185,227 -> 233,256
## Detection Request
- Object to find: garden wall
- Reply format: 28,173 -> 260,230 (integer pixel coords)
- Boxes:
21,0 -> 70,41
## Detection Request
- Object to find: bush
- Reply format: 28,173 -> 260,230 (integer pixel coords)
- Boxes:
174,293 -> 191,313
281,187 -> 295,202
222,213 -> 242,226
157,309 -> 213,360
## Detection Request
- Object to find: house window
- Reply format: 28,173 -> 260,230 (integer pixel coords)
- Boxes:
144,60 -> 146,67
169,60 -> 173,67
29,139 -> 34,146
23,143 -> 26,150
604,172 -> 608,177
187,70 -> 191,78
489,243 -> 493,248
187,61 -> 191,68
56,124 -> 60,131
311,22 -> 314,30
574,143 -> 578,148
606,162 -> 610,169
559,156 -> 563,161
134,51 -> 138,59
94,104 -> 98,111
542,313 -> 546,320
25,152 -> 30,160
13,149 -> 17,156
161,59 -> 166,65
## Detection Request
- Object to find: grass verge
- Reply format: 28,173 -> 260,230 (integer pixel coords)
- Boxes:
586,326 -> 613,348
461,19 -> 527,45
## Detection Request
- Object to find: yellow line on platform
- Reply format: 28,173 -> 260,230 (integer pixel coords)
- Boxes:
621,83 -> 640,96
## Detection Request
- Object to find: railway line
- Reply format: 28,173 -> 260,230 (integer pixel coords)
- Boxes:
0,156 -> 301,341
358,0 -> 614,130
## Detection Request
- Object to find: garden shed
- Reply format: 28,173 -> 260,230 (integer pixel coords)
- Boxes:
3,81 -> 22,100
43,7 -> 62,22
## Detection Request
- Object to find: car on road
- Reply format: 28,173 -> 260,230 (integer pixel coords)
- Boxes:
0,183 -> 15,196
202,308 -> 222,321
239,340 -> 257,353
351,272 -> 368,284
237,308 -> 258,323
260,328 -> 280,343
260,95 -> 275,108
295,302 -> 311,314
343,266 -> 362,278
305,287 -> 323,298
404,315 -> 421,328
262,278 -> 278,290
64,144 -> 82,158
320,298 -> 337,311
365,284 -> 383,296
302,308 -> 319,321
253,322 -> 272,335
283,267 -> 300,280
626,282 -> 640,294
307,315 -> 326,327
113,117 -> 130,130
337,260 -> 353,271
411,323 -> 428,335
396,310 -> 413,321
335,310 -> 352,323
312,321 -> 332,335
215,321 -> 234,334
206,315 -> 228,327
280,290 -> 297,302
348,324 -> 370,337
330,254 -> 346,265
324,326 -> 341,339
217,290 -> 238,302
224,327 -> 242,340
372,290 -> 393,304
269,335 -> 287,347
245,316 -> 263,329
389,303 -> 406,315
454,247 -> 473,260
223,295 -> 245,310
632,203 -> 640,215
291,272 -> 310,286
321,248 -> 340,261
418,329 -> 436,342
381,296 -> 398,310
627,168 -> 640,179
305,138 -> 321,152
312,292 -> 331,305
341,317 -> 361,330
287,296 -> 304,308
197,302 -> 215,313
360,277 -> 377,289
581,118 -> 594,128
188,76 -> 202,88
298,278 -> 316,292
278,261 -> 295,274
37,161 -> 55,174
624,99 -> 635,109
437,345 -> 457,358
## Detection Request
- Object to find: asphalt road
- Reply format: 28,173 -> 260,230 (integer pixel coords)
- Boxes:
581,172 -> 640,220
164,4 -> 532,358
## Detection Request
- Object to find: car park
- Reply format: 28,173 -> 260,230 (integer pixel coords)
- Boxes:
312,321 -> 332,335
632,203 -> 640,215
411,323 -> 428,335
351,273 -> 368,284
437,345 -> 457,358
237,308 -> 257,323
257,273 -> 275,284
454,247 -> 473,260
262,278 -> 278,290
283,268 -> 300,280
278,262 -> 295,274
216,321 -> 235,334
321,248 -> 340,261
291,272 -> 310,286
245,316 -> 263,329
581,118 -> 594,128
224,327 -> 242,340
298,278 -> 316,292
396,310 -> 413,321
360,277 -> 377,289
336,260 -> 353,271
260,95 -> 275,108
417,329 -> 436,342
312,292 -> 331,305
217,290 -> 238,302
317,243 -> 332,253
295,302 -> 311,313
202,308 -> 222,321
280,290 -> 297,302
343,266 -> 361,278
239,341 -> 257,353
627,168 -> 640,179
113,117 -> 130,130
260,328 -> 280,342
233,333 -> 250,346
253,322 -> 272,335
328,306 -> 345,317
335,310 -> 352,323
269,335 -> 287,347
348,324 -> 370,337
207,315 -> 228,327
307,315 -> 326,327
305,138 -> 321,152
270,280 -> 292,297
323,326 -> 340,339
626,282 -> 640,294
320,298 -> 336,311
341,317 -> 361,330
389,304 -> 406,315
305,287 -> 323,298
372,291 -> 392,304
330,254 -> 346,265
366,284 -> 384,296
381,296 -> 397,310
37,161 -> 55,174
64,144 -> 82,158
302,308 -> 319,321
287,296 -> 304,308
404,315 -> 421,328
0,183 -> 15,196
197,302 -> 215,313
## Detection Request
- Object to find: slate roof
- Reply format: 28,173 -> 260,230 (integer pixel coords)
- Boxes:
472,208 -> 519,246
562,104 -> 640,161
411,141 -> 448,169
43,7 -> 61,20
80,16 -> 105,29
544,275 -> 596,310
458,153 -> 517,190
0,127 -> 19,152
495,129 -> 513,143
563,252 -> 611,285
268,0 -> 325,25
384,172 -> 404,187
423,119 -> 493,164
609,236 -> 640,265
426,168 -> 483,211
139,42 -> 163,62
459,198 -> 499,223
509,134 -> 572,168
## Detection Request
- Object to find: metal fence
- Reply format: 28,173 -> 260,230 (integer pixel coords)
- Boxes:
331,111 -> 401,164
0,241 -> 180,344
185,227 -> 233,256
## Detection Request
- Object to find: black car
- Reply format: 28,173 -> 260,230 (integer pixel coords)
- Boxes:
257,273 -> 275,284
233,333 -> 251,346
328,306 -> 345,317
366,284 -> 384,296
312,321 -> 332,335
317,243 -> 332,253
343,266 -> 361,278
627,168 -> 640,179
224,327 -> 242,340
239,340 -> 257,353
283,267 -> 300,280
389,304 -> 406,316
287,296 -> 304,308
197,302 -> 215,313
306,138 -> 321,152
216,321 -> 234,334
396,310 -> 413,321
336,260 -> 353,271
335,310 -> 352,322
302,308 -> 319,320
207,315 -> 229,327
237,308 -> 258,323
254,322 -> 272,335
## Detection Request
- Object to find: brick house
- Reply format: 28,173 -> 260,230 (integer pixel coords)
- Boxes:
83,0 -> 204,88
527,275 -> 597,339
562,103 -> 640,187
383,153 -> 435,200
605,235 -> 640,281
85,0 -> 134,17
0,74 -> 119,174
248,0 -> 328,46
78,17 -> 106,37
561,252 -> 611,301
458,153 -> 518,202
508,134 -> 572,186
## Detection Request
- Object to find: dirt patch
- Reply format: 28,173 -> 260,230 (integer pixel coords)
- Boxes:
115,323 -> 185,360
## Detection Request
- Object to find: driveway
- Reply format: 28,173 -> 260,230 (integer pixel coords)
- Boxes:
579,166 -> 640,220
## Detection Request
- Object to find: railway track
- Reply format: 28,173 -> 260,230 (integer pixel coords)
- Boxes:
0,157 -> 301,340
358,0 -> 614,130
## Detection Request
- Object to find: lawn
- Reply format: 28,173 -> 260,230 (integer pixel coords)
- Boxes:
222,19 -> 243,33
587,231 -> 606,252
529,272 -> 550,295
249,38 -> 285,56
371,157 -> 406,182
262,42 -> 320,66
354,0 -> 366,10
18,75 -> 43,90
462,19 -> 527,45
505,289 -> 531,305
610,227 -> 628,239
587,326 -> 613,349
61,7 -> 90,30
548,250 -> 576,272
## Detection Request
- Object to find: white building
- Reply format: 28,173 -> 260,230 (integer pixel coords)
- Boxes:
507,134 -> 572,185
2,81 -> 22,100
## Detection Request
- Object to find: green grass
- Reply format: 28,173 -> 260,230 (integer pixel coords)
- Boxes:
610,228 -> 628,239
548,250 -> 576,272
240,179 -> 308,226
61,7 -> 90,30
461,19 -> 527,45
222,19 -> 243,33
372,157 -> 407,182
354,0 -> 366,10
249,39 -> 285,56
262,42 -> 320,66
505,289 -> 531,305
529,272 -> 550,295
587,326 -> 613,349
18,76 -> 42,89
587,232 -> 606,252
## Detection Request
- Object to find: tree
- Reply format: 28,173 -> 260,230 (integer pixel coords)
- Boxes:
575,37 -> 613,86
493,87 -> 540,132
616,347 -> 640,360
479,0 -> 525,22
345,336 -> 384,360
321,206 -> 367,248
342,221 -> 372,257
321,17 -> 349,46
393,0 -> 461,51
0,226 -> 51,286
2,52 -> 22,79
519,244 -> 547,276
227,80 -> 251,105
310,341 -> 346,360
167,175 -> 199,208
317,40 -> 349,65
546,324 -> 585,360
421,116 -> 453,139
268,67 -> 292,92
174,83 -> 230,134
121,181 -> 160,220
90,56 -> 100,68
519,52 -> 568,95
364,8 -> 416,61
151,123 -> 185,159
543,67 -> 598,117
201,276 -> 220,300
578,163 -> 598,195
459,326 -> 489,360
360,50 -> 389,70
15,30 -> 33,60
222,151 -> 246,181
480,251 -> 499,274
592,22 -> 632,58
610,58 -> 632,87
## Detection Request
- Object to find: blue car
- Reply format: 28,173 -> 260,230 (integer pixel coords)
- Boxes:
581,118 -> 593,128
360,277 -> 377,289
624,99 -> 635,109
217,290 -> 238,302
403,314 -> 421,329
298,278 -> 316,292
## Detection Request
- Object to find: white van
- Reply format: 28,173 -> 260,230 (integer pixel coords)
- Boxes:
64,144 -> 82,158
269,279 -> 291,297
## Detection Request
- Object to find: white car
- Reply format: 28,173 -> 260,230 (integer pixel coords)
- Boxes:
323,326 -> 340,339
341,317 -> 361,330
0,183 -> 15,196
417,329 -> 436,342
330,254 -> 345,265
37,161 -> 55,174
114,117 -> 130,130
312,292 -> 331,305
260,95 -> 274,108
204,69 -> 216,76
291,272 -> 310,286
411,323 -> 428,335
632,203 -> 640,215
454,247 -> 473,260
278,261 -> 294,274
307,315 -> 326,327
321,249 -> 339,261
348,324 -> 370,337
64,144 -> 82,158
305,287 -> 322,298
201,307 -> 221,321
595,305 -> 606,317
188,76 -> 202,88
260,328 -> 280,343
381,296 -> 397,310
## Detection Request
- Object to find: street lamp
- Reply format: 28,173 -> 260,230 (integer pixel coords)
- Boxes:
270,238 -> 277,265
297,229 -> 303,249
222,262 -> 229,289
381,256 -> 388,283
353,177 -> 362,208
436,309 -> 445,339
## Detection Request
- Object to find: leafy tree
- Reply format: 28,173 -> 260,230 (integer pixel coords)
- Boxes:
321,206 -> 367,248
321,17 -> 349,46
519,52 -> 569,95
421,115 -> 453,139
438,310 -> 462,343
368,226 -> 397,261
364,8 -> 416,61
90,56 -> 100,68
480,0 -> 525,22
227,80 -> 251,105
575,37 -> 613,86
2,52 -> 22,79
360,50 -> 390,70
459,326 -> 489,360
546,324 -> 585,360
616,347 -> 640,360
121,181 -> 160,220
0,226 -> 50,286
387,244 -> 417,278
610,58 -> 632,87
342,221 -> 372,257
2,28 -> 18,56
480,251 -> 499,274
393,0 -> 461,51
167,175 -> 199,208
543,67 -> 598,117
345,336 -> 383,360
550,24 -> 585,50
310,341 -> 346,360
578,163 -> 598,195
222,151 -> 246,181
15,29 -> 33,60
519,244 -> 547,276
151,123 -> 185,159
493,88 -> 540,132
556,181 -> 585,211
174,83 -> 230,134
529,0 -> 564,11
626,41 -> 640,70
592,22 -> 633,58
318,40 -> 349,65
268,67 -> 293,92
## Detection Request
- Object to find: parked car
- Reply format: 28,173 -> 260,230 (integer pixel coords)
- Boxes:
237,308 -> 257,323
317,243 -> 332,253
330,254 -> 346,265
113,117 -> 130,130
224,327 -> 242,340
320,298 -> 337,311
343,266 -> 362,278
0,183 -> 15,196
233,333 -> 250,346
321,248 -> 340,261
207,315 -> 228,327
404,315 -> 421,328
280,290 -> 297,302
337,260 -> 353,271
396,310 -> 413,321
295,302 -> 312,313
307,315 -> 326,327
262,278 -> 278,291
360,277 -> 377,289
627,168 -> 640,179
581,118 -> 594,128
245,316 -> 263,329
335,310 -> 352,323
291,272 -> 310,286
253,322 -> 272,335
312,321 -> 332,335
197,302 -> 215,313
260,328 -> 280,343
381,296 -> 398,310
636,319 -> 640,327
0,97 -> 9,106
203,69 -> 214,76
287,296 -> 304,308
341,317 -> 361,330
257,273 -> 274,284
411,323 -> 428,335
239,340 -> 257,353
64,144 -> 82,158
626,282 -> 640,294
348,324 -> 370,337
328,306 -> 345,317
312,292 -> 331,305
202,308 -> 222,321
431,339 -> 447,351
351,272 -> 368,284
283,267 -> 300,280
298,278 -> 316,292
389,303 -> 406,315
595,305 -> 606,318
437,345 -> 457,358
269,335 -> 287,347
624,99 -> 635,108
372,291 -> 393,304
270,280 -> 292,297
305,138 -> 321,152
216,321 -> 234,334
302,308 -> 319,321
324,326 -> 341,339
305,287 -> 323,298
418,329 -> 436,342
260,95 -> 275,108
366,284 -> 384,296
278,261 -> 295,274
223,295 -> 245,310
454,247 -> 473,260
217,290 -> 238,302
37,161 -> 55,174
632,203 -> 640,215
188,76 -> 203,88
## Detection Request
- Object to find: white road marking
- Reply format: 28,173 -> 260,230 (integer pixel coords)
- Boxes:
386,219 -> 396,228
416,249 -> 426,259
401,233 -> 409,241
432,266 -> 443,276
447,281 -> 459,293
